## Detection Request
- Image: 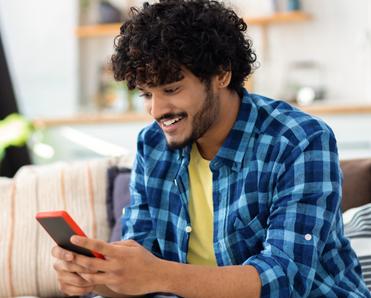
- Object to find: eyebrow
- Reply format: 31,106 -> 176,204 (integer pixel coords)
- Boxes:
137,81 -> 181,92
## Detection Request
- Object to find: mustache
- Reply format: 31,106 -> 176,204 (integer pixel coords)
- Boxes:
156,112 -> 187,122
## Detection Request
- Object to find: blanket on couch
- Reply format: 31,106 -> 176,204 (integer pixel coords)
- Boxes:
0,155 -> 131,297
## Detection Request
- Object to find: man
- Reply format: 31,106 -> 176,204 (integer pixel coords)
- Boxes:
52,0 -> 370,297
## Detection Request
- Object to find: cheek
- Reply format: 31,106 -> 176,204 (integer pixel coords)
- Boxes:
183,99 -> 203,117
143,100 -> 151,114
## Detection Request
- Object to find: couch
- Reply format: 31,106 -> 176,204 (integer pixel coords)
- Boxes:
0,157 -> 370,297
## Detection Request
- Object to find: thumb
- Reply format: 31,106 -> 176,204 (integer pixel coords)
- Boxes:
111,239 -> 139,248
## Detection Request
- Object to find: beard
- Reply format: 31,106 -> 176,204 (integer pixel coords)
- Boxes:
166,83 -> 220,150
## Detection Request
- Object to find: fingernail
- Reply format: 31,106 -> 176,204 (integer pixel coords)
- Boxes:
71,236 -> 79,244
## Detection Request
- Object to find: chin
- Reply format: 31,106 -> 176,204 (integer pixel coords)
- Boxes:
166,136 -> 192,150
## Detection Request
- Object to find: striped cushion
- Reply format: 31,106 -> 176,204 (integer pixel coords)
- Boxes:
344,203 -> 371,292
0,156 -> 131,297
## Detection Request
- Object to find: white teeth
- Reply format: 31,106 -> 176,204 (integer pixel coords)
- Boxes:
163,117 -> 182,126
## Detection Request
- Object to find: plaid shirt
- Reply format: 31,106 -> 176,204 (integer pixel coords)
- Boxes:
122,89 -> 370,297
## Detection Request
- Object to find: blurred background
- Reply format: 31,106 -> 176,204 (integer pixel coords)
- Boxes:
0,0 -> 371,176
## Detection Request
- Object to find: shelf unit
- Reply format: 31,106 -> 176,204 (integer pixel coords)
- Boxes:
75,10 -> 312,116
75,11 -> 312,38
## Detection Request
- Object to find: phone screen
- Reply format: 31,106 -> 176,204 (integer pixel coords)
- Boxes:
37,216 -> 96,257
36,211 -> 104,259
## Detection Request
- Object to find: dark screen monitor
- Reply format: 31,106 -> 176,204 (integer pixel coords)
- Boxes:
0,33 -> 18,115
0,29 -> 31,177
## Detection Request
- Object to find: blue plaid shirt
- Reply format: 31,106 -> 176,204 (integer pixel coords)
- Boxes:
122,89 -> 370,297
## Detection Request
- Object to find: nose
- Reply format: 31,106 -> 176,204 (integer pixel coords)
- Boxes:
146,94 -> 169,120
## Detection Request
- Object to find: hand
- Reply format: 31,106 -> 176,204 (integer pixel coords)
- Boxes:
69,237 -> 163,296
51,245 -> 97,296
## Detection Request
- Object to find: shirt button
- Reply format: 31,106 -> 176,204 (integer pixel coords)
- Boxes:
305,234 -> 312,241
185,226 -> 192,233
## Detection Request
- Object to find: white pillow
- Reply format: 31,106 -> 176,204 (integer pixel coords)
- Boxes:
343,203 -> 371,291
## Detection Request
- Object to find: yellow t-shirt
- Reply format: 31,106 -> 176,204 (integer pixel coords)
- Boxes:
187,143 -> 217,266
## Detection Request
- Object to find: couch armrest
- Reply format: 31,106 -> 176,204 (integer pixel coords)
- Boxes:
340,159 -> 371,211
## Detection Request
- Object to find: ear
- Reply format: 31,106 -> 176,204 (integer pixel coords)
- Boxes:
216,70 -> 232,89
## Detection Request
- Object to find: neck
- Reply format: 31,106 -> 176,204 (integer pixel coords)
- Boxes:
196,89 -> 240,160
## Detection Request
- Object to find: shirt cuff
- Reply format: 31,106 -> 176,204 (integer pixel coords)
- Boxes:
244,254 -> 292,298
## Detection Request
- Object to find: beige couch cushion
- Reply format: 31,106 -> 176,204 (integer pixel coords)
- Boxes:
0,156 -> 131,297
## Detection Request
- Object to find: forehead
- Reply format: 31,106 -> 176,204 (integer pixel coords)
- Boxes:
137,69 -> 199,91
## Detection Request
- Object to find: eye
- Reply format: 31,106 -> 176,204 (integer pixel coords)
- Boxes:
164,87 -> 179,94
139,92 -> 152,99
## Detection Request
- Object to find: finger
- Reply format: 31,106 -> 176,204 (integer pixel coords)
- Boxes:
71,236 -> 120,258
111,239 -> 139,247
73,253 -> 113,273
52,245 -> 74,261
59,283 -> 94,296
58,271 -> 94,288
53,259 -> 96,274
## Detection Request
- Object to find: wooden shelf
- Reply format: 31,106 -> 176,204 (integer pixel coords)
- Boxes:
247,11 -> 311,26
32,112 -> 151,128
75,23 -> 121,38
298,103 -> 371,116
75,11 -> 311,38
32,104 -> 371,128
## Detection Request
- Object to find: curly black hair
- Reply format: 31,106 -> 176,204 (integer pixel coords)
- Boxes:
111,0 -> 257,96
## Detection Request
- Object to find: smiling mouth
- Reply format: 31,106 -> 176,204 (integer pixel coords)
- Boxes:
163,116 -> 184,127
158,112 -> 187,130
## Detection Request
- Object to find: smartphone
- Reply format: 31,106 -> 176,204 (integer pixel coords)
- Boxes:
36,210 -> 104,259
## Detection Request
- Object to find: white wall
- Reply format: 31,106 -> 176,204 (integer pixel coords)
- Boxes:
232,0 -> 371,103
0,0 -> 79,118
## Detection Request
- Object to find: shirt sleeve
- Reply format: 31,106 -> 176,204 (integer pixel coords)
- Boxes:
121,131 -> 162,257
244,129 -> 342,297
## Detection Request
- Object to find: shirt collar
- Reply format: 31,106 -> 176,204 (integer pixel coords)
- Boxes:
211,88 -> 258,172
176,88 -> 257,171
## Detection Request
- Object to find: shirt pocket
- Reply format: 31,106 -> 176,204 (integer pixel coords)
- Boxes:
224,214 -> 267,263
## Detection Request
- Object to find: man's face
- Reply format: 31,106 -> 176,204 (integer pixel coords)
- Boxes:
139,69 -> 220,149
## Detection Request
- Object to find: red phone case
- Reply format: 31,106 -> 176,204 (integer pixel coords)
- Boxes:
36,210 -> 104,259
